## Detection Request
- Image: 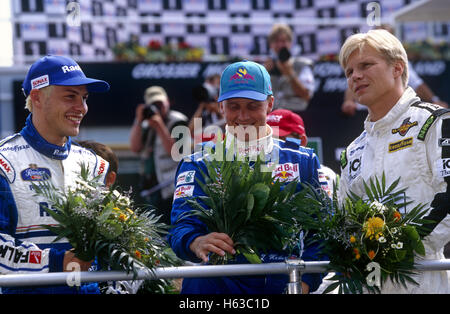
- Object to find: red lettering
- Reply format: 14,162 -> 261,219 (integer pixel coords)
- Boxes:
0,158 -> 11,173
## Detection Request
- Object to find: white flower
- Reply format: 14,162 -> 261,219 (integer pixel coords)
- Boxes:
370,201 -> 387,213
378,236 -> 386,243
391,227 -> 398,234
396,242 -> 403,249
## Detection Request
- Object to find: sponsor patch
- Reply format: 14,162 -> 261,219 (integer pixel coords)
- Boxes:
173,185 -> 194,200
348,157 -> 362,183
29,251 -> 42,264
97,158 -> 107,176
176,170 -> 196,186
21,164 -> 51,181
391,117 -> 418,136
436,158 -> 450,177
438,138 -> 450,147
388,137 -> 413,153
31,75 -> 49,90
272,163 -> 300,182
0,152 -> 15,183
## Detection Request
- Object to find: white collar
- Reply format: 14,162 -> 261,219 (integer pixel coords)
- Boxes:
225,125 -> 274,159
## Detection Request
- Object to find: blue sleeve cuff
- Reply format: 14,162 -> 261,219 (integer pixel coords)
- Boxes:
49,248 -> 66,272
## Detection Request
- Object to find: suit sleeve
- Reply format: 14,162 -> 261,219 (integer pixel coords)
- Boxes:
168,158 -> 209,262
422,115 -> 450,252
0,175 -> 65,274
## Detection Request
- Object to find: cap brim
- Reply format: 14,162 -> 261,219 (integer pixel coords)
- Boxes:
53,77 -> 110,93
218,89 -> 268,102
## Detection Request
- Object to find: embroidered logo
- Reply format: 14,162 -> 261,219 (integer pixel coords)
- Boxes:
21,164 -> 51,181
388,137 -> 413,153
391,118 -> 418,136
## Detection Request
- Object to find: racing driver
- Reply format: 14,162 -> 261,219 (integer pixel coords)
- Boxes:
339,29 -> 450,293
0,55 -> 110,293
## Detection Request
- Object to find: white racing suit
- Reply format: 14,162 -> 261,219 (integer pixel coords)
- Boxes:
0,115 -> 109,293
339,87 -> 450,293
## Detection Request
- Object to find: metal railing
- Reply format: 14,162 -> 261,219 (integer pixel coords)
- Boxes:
1,259 -> 449,294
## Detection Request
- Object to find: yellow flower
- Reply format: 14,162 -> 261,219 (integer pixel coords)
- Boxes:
113,207 -> 120,211
119,213 -> 128,222
364,217 -> 385,240
126,208 -> 134,214
350,236 -> 356,244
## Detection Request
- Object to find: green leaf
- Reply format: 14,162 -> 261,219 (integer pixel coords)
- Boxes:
241,251 -> 262,264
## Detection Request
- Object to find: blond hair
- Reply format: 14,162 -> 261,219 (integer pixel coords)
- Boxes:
25,85 -> 54,112
268,23 -> 293,43
339,29 -> 409,88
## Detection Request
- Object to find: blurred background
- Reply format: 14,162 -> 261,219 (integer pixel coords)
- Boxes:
0,0 -> 449,191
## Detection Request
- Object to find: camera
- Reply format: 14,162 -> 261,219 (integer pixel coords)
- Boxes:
278,47 -> 291,63
142,102 -> 160,119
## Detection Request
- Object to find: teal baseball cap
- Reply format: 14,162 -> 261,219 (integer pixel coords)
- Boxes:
218,60 -> 272,102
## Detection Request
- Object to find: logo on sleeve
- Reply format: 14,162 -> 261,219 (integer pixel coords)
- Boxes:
29,251 -> 42,264
438,138 -> 450,147
173,185 -> 194,200
436,158 -> 450,177
176,170 -> 196,186
0,153 -> 15,183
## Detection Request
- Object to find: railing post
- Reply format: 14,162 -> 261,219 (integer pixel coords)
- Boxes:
285,259 -> 305,294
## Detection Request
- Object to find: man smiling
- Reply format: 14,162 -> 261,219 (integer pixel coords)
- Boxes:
0,55 -> 110,293
169,60 -> 325,294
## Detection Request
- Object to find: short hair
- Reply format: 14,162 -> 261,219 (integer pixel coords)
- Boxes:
268,23 -> 293,43
77,140 -> 118,175
25,85 -> 54,112
339,29 -> 409,88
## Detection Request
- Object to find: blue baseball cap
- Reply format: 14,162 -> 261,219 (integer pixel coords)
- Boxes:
218,60 -> 272,102
22,55 -> 110,96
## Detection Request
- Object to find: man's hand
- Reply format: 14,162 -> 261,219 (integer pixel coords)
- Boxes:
63,251 -> 92,272
189,232 -> 236,263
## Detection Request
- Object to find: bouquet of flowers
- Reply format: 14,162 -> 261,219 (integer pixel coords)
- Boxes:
316,174 -> 432,294
180,139 -> 323,265
33,164 -> 170,277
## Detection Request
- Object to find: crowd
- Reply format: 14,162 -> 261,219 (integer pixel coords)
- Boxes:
0,23 -> 449,294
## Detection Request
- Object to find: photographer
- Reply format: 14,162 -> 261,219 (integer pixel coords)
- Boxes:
129,86 -> 188,225
264,23 -> 315,113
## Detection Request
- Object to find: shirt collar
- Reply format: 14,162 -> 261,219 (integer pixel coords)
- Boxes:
20,114 -> 72,160
364,87 -> 420,133
225,124 -> 274,159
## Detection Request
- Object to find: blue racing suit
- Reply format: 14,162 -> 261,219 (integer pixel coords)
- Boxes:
0,115 -> 109,294
168,132 -> 326,294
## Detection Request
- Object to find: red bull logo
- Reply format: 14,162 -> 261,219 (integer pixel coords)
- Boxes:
229,67 -> 255,81
272,163 -> 300,182
173,185 -> 194,200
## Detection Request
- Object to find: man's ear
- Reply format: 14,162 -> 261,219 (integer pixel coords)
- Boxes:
392,60 -> 405,80
106,171 -> 117,188
29,89 -> 43,109
267,96 -> 274,114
